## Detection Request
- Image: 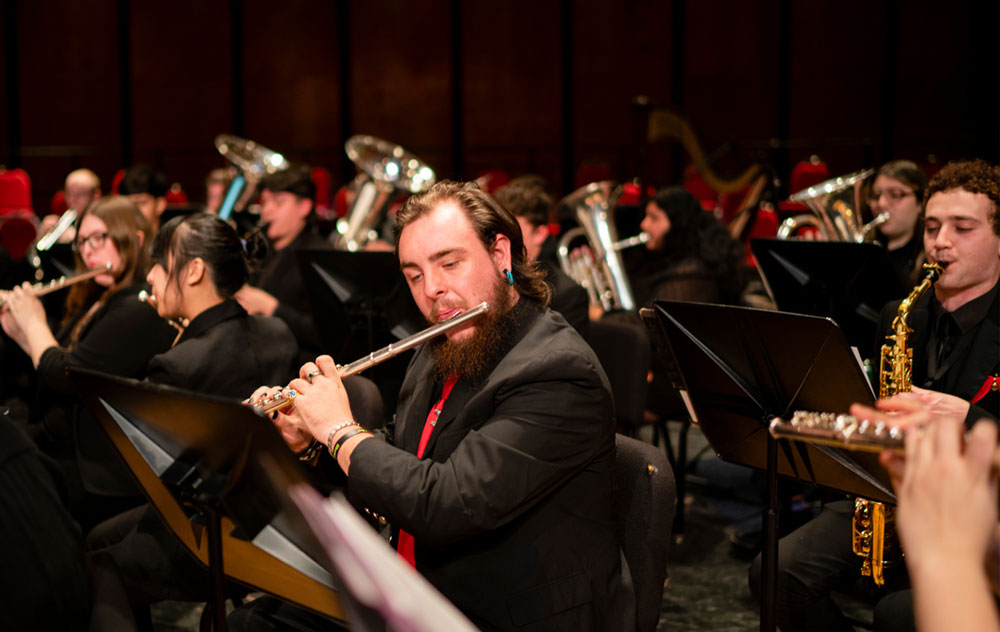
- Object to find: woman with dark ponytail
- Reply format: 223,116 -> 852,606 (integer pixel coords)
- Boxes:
143,212 -> 299,396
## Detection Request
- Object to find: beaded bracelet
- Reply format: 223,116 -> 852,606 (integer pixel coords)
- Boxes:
329,428 -> 371,460
296,439 -> 323,463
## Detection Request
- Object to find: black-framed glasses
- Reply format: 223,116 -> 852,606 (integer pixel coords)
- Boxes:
73,231 -> 108,252
868,188 -> 915,203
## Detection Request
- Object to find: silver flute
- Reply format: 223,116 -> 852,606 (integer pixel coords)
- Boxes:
254,301 -> 489,414
0,262 -> 111,309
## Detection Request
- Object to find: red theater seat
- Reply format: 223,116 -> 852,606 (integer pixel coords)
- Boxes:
0,168 -> 33,217
473,169 -> 510,194
50,190 -> 69,215
311,167 -> 334,218
165,183 -> 188,206
0,215 -> 38,261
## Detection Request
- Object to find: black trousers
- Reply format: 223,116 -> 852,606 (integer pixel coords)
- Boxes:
86,504 -> 217,604
748,500 -> 914,632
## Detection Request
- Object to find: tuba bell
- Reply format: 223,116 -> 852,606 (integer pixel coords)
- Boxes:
214,134 -> 291,220
556,181 -> 647,312
333,135 -> 436,251
777,168 -> 888,242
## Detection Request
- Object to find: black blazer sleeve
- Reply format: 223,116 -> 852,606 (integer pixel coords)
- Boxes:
36,288 -> 177,394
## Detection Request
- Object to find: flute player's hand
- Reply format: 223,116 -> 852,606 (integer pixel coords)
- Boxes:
245,385 -> 312,453
286,355 -> 356,444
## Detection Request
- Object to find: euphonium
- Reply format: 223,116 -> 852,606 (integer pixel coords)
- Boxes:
214,135 -> 291,220
778,169 -> 887,242
332,135 -> 436,251
555,181 -> 646,312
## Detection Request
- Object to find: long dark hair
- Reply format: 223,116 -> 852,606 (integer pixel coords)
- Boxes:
63,196 -> 153,342
150,213 -> 267,298
648,187 -> 746,303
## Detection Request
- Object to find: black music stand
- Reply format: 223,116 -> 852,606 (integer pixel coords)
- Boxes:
646,301 -> 891,632
68,368 -> 359,631
299,249 -> 424,413
298,249 -> 424,353
750,238 -> 906,350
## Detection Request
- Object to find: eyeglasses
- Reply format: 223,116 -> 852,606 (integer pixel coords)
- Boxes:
868,188 -> 915,203
73,231 -> 108,252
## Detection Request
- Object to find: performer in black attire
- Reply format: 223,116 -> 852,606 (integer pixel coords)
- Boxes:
143,213 -> 300,394
627,186 -> 746,308
869,160 -> 928,287
0,196 -> 176,525
494,176 -> 590,337
237,181 -> 634,631
85,212 -> 305,611
748,159 -> 1000,632
0,417 -> 91,630
118,165 -> 169,237
236,165 -> 329,365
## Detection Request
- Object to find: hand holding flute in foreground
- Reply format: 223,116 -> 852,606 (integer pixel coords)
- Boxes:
1,282 -> 61,367
248,354 -> 368,472
850,396 -> 1000,632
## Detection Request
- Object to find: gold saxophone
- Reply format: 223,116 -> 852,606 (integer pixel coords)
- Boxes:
852,261 -> 943,585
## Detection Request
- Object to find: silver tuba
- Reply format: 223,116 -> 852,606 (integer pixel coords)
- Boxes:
333,135 -> 436,251
556,181 -> 647,312
214,134 -> 291,220
777,168 -> 887,242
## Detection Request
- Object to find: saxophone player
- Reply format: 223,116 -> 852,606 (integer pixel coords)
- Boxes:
749,159 -> 1000,632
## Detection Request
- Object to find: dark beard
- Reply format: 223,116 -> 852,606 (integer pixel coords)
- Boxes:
431,279 -> 516,383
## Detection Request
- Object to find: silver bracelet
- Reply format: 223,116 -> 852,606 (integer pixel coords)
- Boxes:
325,420 -> 360,453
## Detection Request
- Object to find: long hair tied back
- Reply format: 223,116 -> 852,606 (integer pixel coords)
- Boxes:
151,213 -> 268,297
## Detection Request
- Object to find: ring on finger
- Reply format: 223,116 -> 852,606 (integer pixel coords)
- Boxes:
306,370 -> 321,384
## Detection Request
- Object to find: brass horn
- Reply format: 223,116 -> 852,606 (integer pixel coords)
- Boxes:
214,134 -> 291,220
556,181 -> 646,312
777,169 -> 886,242
333,135 -> 436,251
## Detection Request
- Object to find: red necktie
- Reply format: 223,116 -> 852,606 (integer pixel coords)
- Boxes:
397,375 -> 459,567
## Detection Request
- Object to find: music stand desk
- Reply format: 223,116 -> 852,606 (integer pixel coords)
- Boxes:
648,301 -> 891,632
750,238 -> 905,350
298,249 -> 424,355
69,368 -> 348,630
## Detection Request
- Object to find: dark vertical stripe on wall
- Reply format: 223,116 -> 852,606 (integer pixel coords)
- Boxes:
879,0 -> 899,163
560,0 -> 574,194
230,0 -> 245,136
670,0 -> 686,182
117,0 -> 133,166
336,0 -> 352,182
774,0 -> 792,199
3,0 -> 21,166
669,0 -> 685,106
449,0 -> 464,179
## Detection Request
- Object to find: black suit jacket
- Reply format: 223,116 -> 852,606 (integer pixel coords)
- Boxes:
540,261 -> 590,339
252,228 -> 330,365
877,289 -> 999,425
146,299 -> 299,399
36,284 -> 177,441
347,302 -> 634,631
